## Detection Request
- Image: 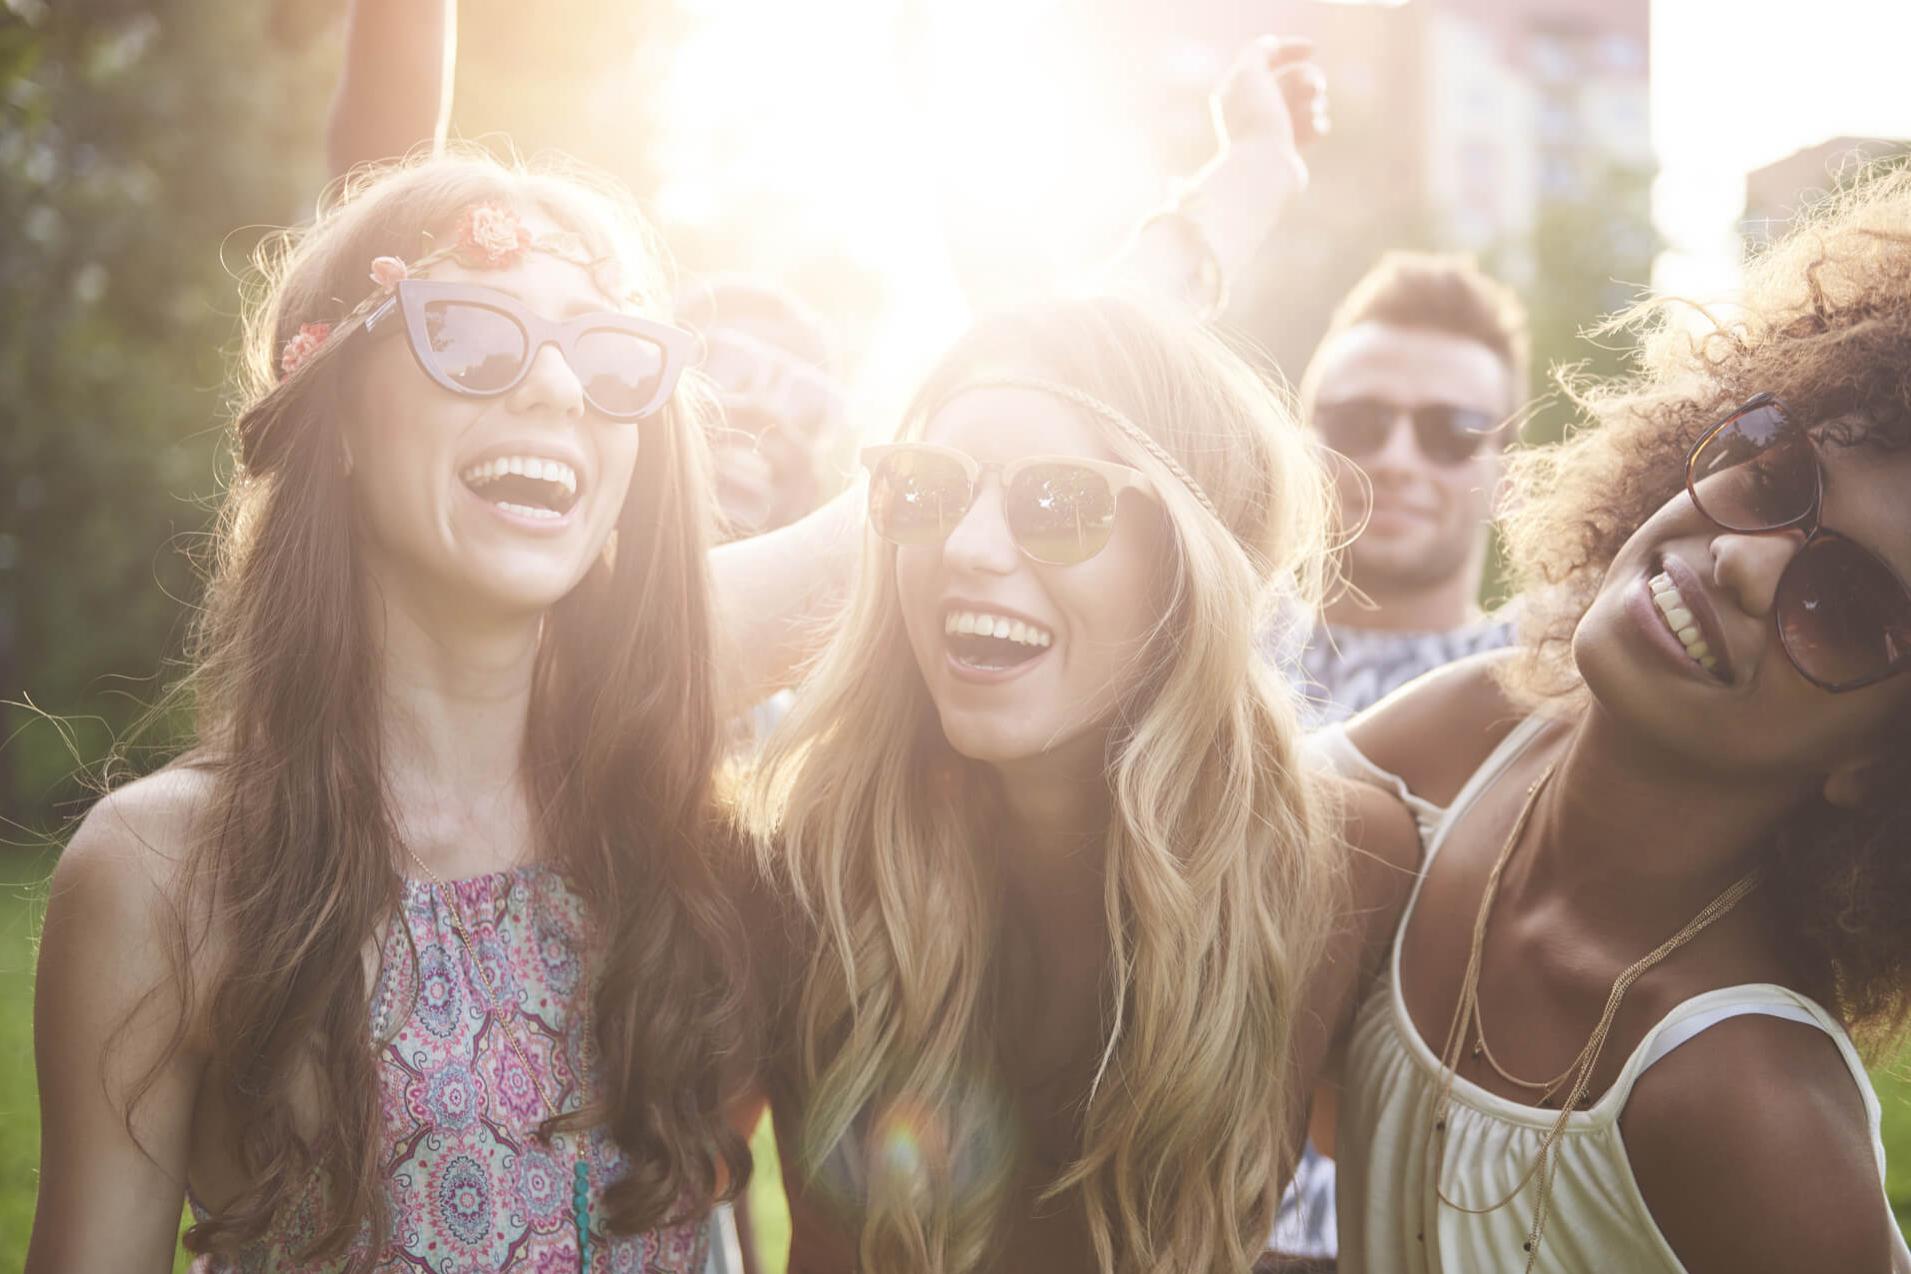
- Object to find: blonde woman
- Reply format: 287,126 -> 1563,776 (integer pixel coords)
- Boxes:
744,298 -> 1419,1274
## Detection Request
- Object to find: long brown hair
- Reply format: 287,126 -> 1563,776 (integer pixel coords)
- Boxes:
124,152 -> 749,1265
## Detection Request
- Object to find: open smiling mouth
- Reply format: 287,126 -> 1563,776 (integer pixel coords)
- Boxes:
459,456 -> 582,522
943,609 -> 1053,672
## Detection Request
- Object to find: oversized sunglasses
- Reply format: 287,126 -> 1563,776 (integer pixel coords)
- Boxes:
361,279 -> 699,421
861,442 -> 1159,566
1313,398 -> 1500,466
1685,392 -> 1911,692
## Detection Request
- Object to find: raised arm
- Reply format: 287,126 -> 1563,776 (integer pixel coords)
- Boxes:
1113,36 -> 1327,317
326,0 -> 457,180
27,771 -> 211,1274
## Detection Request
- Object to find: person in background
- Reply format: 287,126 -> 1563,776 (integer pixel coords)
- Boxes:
1267,251 -> 1530,1269
323,0 -> 456,179
679,277 -> 852,541
1282,251 -> 1528,726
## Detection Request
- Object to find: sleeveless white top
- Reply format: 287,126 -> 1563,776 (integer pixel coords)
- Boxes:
1322,716 -> 1911,1274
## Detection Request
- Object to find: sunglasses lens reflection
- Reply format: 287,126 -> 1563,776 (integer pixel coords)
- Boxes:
870,450 -> 971,545
574,328 -> 666,417
423,302 -> 527,393
1690,404 -> 1816,531
1779,537 -> 1911,690
1008,463 -> 1119,565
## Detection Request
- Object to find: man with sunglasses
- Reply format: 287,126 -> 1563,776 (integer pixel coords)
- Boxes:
1266,251 -> 1529,1270
1280,251 -> 1530,727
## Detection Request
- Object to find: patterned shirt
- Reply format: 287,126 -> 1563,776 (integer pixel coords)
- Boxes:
190,867 -> 710,1273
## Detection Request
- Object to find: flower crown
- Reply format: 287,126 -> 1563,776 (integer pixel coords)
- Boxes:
278,201 -> 633,378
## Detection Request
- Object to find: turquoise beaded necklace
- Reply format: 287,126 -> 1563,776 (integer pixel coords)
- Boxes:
406,851 -> 596,1270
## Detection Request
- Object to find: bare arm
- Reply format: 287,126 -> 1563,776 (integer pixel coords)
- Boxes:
1112,36 -> 1326,316
1343,649 -> 1525,809
1622,1015 -> 1904,1274
326,0 -> 457,180
710,484 -> 864,715
1285,778 -> 1420,1150
26,773 -> 210,1274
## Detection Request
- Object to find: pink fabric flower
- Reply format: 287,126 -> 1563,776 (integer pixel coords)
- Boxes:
460,202 -> 532,266
368,255 -> 410,289
279,322 -> 332,377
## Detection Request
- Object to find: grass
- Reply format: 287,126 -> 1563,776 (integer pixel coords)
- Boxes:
2,848 -> 1906,1274
0,851 -> 49,1274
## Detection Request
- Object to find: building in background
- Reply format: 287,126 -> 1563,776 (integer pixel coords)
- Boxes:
1200,0 -> 1654,411
1743,136 -> 1911,249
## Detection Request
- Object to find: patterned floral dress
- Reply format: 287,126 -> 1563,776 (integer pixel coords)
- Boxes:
189,866 -> 711,1273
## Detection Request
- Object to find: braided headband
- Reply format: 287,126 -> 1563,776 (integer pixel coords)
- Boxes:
947,374 -> 1224,521
276,201 -> 634,379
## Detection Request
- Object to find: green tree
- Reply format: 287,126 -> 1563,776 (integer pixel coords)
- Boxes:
0,1 -> 335,830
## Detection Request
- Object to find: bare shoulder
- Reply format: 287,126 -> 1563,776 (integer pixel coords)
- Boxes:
1322,774 -> 1419,965
54,765 -> 215,902
1344,648 -> 1527,808
47,765 -> 222,979
1622,1013 -> 1899,1274
1327,773 -> 1419,883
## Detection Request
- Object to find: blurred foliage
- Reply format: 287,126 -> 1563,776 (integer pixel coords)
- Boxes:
0,0 -> 335,831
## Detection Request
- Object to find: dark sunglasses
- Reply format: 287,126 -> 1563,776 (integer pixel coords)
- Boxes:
1313,398 -> 1500,465
1685,392 -> 1911,692
861,442 -> 1158,566
361,279 -> 699,421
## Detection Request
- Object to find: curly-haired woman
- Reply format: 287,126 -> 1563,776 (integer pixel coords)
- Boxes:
1330,168 -> 1911,1273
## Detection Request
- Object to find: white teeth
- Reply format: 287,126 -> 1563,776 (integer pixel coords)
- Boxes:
1647,572 -> 1721,676
943,610 -> 1053,649
458,456 -> 580,497
496,501 -> 562,521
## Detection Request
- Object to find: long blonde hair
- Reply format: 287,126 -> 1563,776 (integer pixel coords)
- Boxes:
746,297 -> 1346,1272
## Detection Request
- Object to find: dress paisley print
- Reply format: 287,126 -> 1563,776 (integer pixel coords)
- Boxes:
188,867 -> 710,1272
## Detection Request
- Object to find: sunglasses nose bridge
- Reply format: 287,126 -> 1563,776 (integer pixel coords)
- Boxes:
508,337 -> 588,418
939,469 -> 1020,574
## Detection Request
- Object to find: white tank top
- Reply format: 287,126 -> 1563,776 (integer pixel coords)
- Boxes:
1319,716 -> 1911,1274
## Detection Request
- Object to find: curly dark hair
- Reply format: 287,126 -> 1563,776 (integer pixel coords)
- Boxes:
1498,162 -> 1911,1052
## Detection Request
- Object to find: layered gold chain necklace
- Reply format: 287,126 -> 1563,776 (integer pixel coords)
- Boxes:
403,846 -> 600,1272
1425,763 -> 1762,1272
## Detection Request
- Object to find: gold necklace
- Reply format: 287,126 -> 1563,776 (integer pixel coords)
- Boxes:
403,847 -> 599,1271
1425,762 -> 1761,1272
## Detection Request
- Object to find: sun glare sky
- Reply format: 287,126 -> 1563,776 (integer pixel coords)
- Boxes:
1653,0 -> 1911,294
646,0 -> 1911,412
